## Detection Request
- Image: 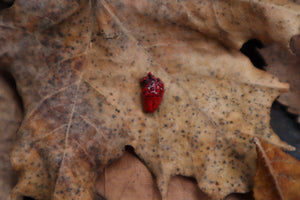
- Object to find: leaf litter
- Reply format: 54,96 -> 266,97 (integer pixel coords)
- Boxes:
0,0 -> 299,199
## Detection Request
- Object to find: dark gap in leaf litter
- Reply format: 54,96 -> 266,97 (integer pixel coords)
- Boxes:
225,191 -> 254,200
271,101 -> 300,160
23,196 -> 35,200
0,70 -> 24,116
240,39 -> 266,69
125,145 -> 136,154
0,0 -> 14,10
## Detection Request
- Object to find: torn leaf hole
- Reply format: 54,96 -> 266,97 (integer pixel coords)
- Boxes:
240,39 -> 266,70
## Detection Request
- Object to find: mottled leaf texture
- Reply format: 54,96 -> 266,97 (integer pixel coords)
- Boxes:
0,0 -> 299,200
96,152 -> 254,200
253,137 -> 300,200
0,73 -> 22,199
260,44 -> 300,123
96,151 -> 211,200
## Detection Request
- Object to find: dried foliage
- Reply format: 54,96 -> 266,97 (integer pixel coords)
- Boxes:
0,0 -> 299,200
260,43 -> 300,123
254,137 -> 300,200
96,151 -> 210,200
96,151 -> 256,200
0,73 -> 22,199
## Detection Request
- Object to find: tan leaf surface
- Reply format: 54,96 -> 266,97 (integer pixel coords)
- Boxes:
260,43 -> 300,123
253,137 -> 300,200
96,151 -> 210,200
96,151 -> 254,200
0,0 -> 299,200
0,72 -> 22,200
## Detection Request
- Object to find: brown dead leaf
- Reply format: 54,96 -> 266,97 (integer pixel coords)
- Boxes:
0,0 -> 299,200
260,44 -> 300,123
96,151 -> 210,200
96,151 -> 254,200
253,137 -> 300,200
0,72 -> 22,200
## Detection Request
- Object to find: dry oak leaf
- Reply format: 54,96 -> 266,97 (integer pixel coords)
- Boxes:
96,151 -> 210,200
0,73 -> 22,200
260,44 -> 300,123
96,151 -> 254,200
253,137 -> 300,200
0,0 -> 299,200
